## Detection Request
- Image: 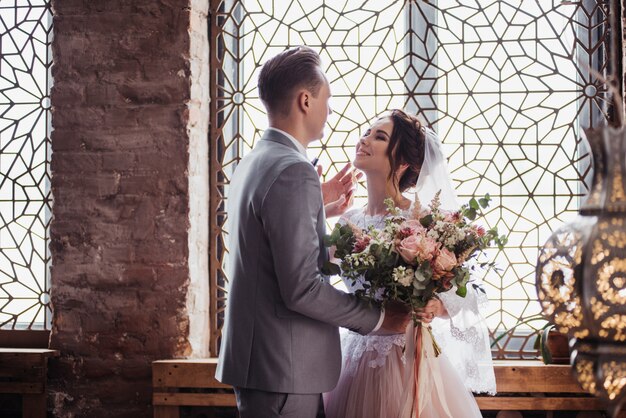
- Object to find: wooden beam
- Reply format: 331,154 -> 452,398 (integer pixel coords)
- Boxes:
153,393 -> 237,407
153,358 -> 230,389
22,393 -> 46,418
0,348 -> 59,356
0,331 -> 50,349
0,382 -> 43,393
493,361 -> 585,393
476,396 -> 605,411
153,406 -> 181,418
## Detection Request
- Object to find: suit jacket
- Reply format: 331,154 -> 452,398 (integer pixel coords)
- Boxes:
215,129 -> 381,394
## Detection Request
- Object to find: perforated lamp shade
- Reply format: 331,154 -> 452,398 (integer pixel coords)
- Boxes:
536,126 -> 626,417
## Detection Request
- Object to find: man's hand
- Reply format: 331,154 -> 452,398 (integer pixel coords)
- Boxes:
324,189 -> 355,219
318,162 -> 362,218
375,301 -> 412,335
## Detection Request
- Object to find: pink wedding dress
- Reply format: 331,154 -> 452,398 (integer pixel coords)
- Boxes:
324,209 -> 496,418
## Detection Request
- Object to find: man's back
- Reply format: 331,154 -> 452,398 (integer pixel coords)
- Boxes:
217,130 -> 349,394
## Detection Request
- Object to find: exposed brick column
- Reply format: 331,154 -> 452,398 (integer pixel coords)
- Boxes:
48,1 -> 209,416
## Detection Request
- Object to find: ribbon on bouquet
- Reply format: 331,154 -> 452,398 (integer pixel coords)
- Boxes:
396,321 -> 422,418
396,322 -> 454,418
412,323 -> 423,417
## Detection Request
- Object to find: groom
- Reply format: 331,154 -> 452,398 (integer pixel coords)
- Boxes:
215,46 -> 410,418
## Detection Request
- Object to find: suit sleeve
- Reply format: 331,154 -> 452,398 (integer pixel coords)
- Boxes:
262,161 -> 380,335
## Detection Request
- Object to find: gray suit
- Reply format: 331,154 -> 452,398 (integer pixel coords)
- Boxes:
216,129 -> 380,416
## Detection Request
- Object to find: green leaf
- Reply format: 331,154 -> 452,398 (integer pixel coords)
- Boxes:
420,214 -> 433,227
466,208 -> 477,220
478,198 -> 489,209
533,334 -> 541,350
491,332 -> 506,348
469,198 -> 479,210
456,284 -> 467,298
488,314 -> 547,348
323,235 -> 333,247
539,324 -> 555,364
321,261 -> 341,276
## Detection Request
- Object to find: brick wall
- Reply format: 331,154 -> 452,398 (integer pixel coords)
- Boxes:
48,1 -> 209,416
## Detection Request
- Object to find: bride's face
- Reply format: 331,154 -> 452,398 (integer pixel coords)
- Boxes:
353,117 -> 394,177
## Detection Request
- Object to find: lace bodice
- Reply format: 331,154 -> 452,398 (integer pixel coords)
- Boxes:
337,207 -> 497,395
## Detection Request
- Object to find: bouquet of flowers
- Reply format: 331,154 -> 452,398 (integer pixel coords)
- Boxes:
324,191 -> 507,323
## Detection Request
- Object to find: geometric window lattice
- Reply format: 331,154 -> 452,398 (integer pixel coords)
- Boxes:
209,0 -> 610,358
0,0 -> 52,330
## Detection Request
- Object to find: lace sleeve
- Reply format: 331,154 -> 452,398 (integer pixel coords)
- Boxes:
431,284 -> 496,395
337,209 -> 359,226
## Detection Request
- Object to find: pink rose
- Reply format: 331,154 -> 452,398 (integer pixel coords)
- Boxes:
353,235 -> 371,253
433,247 -> 457,273
398,220 -> 425,239
398,234 -> 439,265
404,220 -> 426,233
398,227 -> 413,239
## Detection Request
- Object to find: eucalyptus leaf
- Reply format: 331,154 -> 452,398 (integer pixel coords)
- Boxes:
324,235 -> 333,246
456,285 -> 467,297
321,261 -> 341,276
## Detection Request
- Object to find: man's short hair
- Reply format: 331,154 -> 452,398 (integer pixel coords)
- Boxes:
258,46 -> 325,116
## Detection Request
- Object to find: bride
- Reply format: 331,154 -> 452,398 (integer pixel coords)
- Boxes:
324,109 -> 496,418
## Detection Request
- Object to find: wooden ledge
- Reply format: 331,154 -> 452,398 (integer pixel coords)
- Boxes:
0,348 -> 59,356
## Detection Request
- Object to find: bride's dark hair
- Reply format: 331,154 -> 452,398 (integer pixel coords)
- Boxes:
386,109 -> 427,192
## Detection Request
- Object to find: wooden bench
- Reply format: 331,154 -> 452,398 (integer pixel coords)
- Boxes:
0,348 -> 59,418
152,358 -> 625,417
153,358 -> 236,418
476,361 -> 625,416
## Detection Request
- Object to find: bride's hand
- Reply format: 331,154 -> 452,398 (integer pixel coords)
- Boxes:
319,162 -> 362,205
414,297 -> 448,324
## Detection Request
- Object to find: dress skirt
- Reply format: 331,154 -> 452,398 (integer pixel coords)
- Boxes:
324,324 -> 483,418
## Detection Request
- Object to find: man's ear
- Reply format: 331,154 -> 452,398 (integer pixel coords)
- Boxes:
297,90 -> 310,114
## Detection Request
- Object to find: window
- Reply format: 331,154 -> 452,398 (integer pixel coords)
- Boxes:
0,0 -> 53,332
209,0 -> 610,357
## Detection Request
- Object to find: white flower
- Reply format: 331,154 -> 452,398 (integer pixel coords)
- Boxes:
392,266 -> 414,287
427,229 -> 440,240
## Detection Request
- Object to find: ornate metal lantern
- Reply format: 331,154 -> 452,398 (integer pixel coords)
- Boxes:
536,125 -> 626,416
